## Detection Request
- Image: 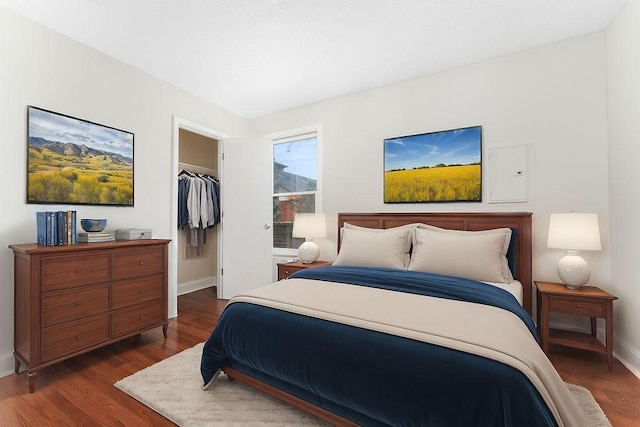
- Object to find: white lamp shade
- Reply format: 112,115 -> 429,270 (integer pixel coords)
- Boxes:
548,213 -> 601,288
547,213 -> 601,251
292,213 -> 326,239
292,213 -> 326,264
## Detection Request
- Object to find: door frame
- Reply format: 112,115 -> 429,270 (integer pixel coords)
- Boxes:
170,116 -> 228,318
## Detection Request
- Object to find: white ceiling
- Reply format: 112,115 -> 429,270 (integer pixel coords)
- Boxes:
0,0 -> 627,118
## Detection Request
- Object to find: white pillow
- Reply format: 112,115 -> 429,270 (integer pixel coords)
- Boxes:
414,224 -> 514,281
334,227 -> 412,270
408,227 -> 511,283
342,222 -> 418,268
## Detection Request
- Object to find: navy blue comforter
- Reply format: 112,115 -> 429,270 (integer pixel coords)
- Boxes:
201,266 -> 555,427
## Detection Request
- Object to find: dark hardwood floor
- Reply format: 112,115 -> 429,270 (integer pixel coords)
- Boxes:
1,287 -> 638,426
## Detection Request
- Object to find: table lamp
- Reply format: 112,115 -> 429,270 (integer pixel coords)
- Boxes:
292,213 -> 326,263
547,213 -> 601,289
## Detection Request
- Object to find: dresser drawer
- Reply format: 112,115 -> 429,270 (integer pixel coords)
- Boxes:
41,314 -> 110,362
112,246 -> 164,281
549,296 -> 606,317
112,274 -> 164,310
42,284 -> 109,328
42,254 -> 110,291
112,300 -> 164,338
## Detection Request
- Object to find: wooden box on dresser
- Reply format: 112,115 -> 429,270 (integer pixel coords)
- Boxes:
9,239 -> 171,392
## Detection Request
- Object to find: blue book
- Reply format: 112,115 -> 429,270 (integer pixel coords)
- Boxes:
36,212 -> 46,245
62,211 -> 69,245
71,210 -> 77,244
46,212 -> 54,246
56,211 -> 65,245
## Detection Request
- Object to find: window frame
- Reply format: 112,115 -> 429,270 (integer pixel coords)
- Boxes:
267,124 -> 322,257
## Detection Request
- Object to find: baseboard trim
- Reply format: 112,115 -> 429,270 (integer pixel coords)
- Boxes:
0,351 -> 15,379
178,276 -> 216,296
613,336 -> 640,379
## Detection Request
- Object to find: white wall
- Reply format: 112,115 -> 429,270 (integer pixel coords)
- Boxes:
251,32 -> 611,283
606,0 -> 640,378
0,6 -> 249,376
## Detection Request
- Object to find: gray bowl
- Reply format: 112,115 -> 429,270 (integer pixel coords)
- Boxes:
80,219 -> 107,232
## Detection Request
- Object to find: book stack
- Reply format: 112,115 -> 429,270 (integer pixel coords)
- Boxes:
77,232 -> 115,243
36,211 -> 77,246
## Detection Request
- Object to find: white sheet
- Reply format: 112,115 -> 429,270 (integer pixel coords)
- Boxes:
482,279 -> 523,305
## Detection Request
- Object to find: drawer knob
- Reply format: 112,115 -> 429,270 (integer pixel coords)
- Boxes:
76,335 -> 81,340
139,261 -> 144,265
139,316 -> 143,320
75,269 -> 80,273
75,302 -> 80,306
577,304 -> 581,308
284,270 -> 290,274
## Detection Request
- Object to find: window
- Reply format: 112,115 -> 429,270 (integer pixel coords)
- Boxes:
271,126 -> 321,254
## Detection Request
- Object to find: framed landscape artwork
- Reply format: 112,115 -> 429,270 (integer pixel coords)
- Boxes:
27,106 -> 134,206
384,125 -> 482,203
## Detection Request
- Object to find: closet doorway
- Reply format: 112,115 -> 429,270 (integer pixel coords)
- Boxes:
171,117 -> 227,317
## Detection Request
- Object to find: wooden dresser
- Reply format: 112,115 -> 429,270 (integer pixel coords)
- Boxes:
9,239 -> 170,392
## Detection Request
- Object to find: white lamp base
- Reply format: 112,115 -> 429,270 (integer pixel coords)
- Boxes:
557,250 -> 590,289
298,241 -> 320,264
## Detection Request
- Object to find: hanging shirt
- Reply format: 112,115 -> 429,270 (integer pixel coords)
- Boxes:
177,175 -> 191,228
187,176 -> 202,229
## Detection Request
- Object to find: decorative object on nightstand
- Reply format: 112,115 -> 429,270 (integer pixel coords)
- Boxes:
292,213 -> 326,263
547,213 -> 601,288
535,281 -> 617,371
277,260 -> 332,280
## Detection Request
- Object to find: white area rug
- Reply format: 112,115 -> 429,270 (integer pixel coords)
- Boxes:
115,343 -> 611,427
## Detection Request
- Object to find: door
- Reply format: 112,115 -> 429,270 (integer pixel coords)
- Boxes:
220,138 -> 273,299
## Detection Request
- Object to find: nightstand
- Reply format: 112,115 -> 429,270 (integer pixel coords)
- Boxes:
535,281 -> 618,371
277,260 -> 332,280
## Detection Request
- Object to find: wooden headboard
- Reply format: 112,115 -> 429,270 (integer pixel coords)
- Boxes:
337,212 -> 533,316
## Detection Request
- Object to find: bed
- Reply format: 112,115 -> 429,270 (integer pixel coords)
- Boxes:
200,212 -> 584,426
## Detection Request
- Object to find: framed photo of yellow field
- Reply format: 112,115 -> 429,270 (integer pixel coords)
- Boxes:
384,126 -> 482,203
27,106 -> 134,206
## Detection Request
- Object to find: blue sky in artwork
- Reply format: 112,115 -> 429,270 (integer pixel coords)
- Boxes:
28,107 -> 133,158
384,126 -> 481,172
273,136 -> 317,179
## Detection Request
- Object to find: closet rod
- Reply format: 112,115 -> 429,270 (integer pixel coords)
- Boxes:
178,161 -> 217,177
